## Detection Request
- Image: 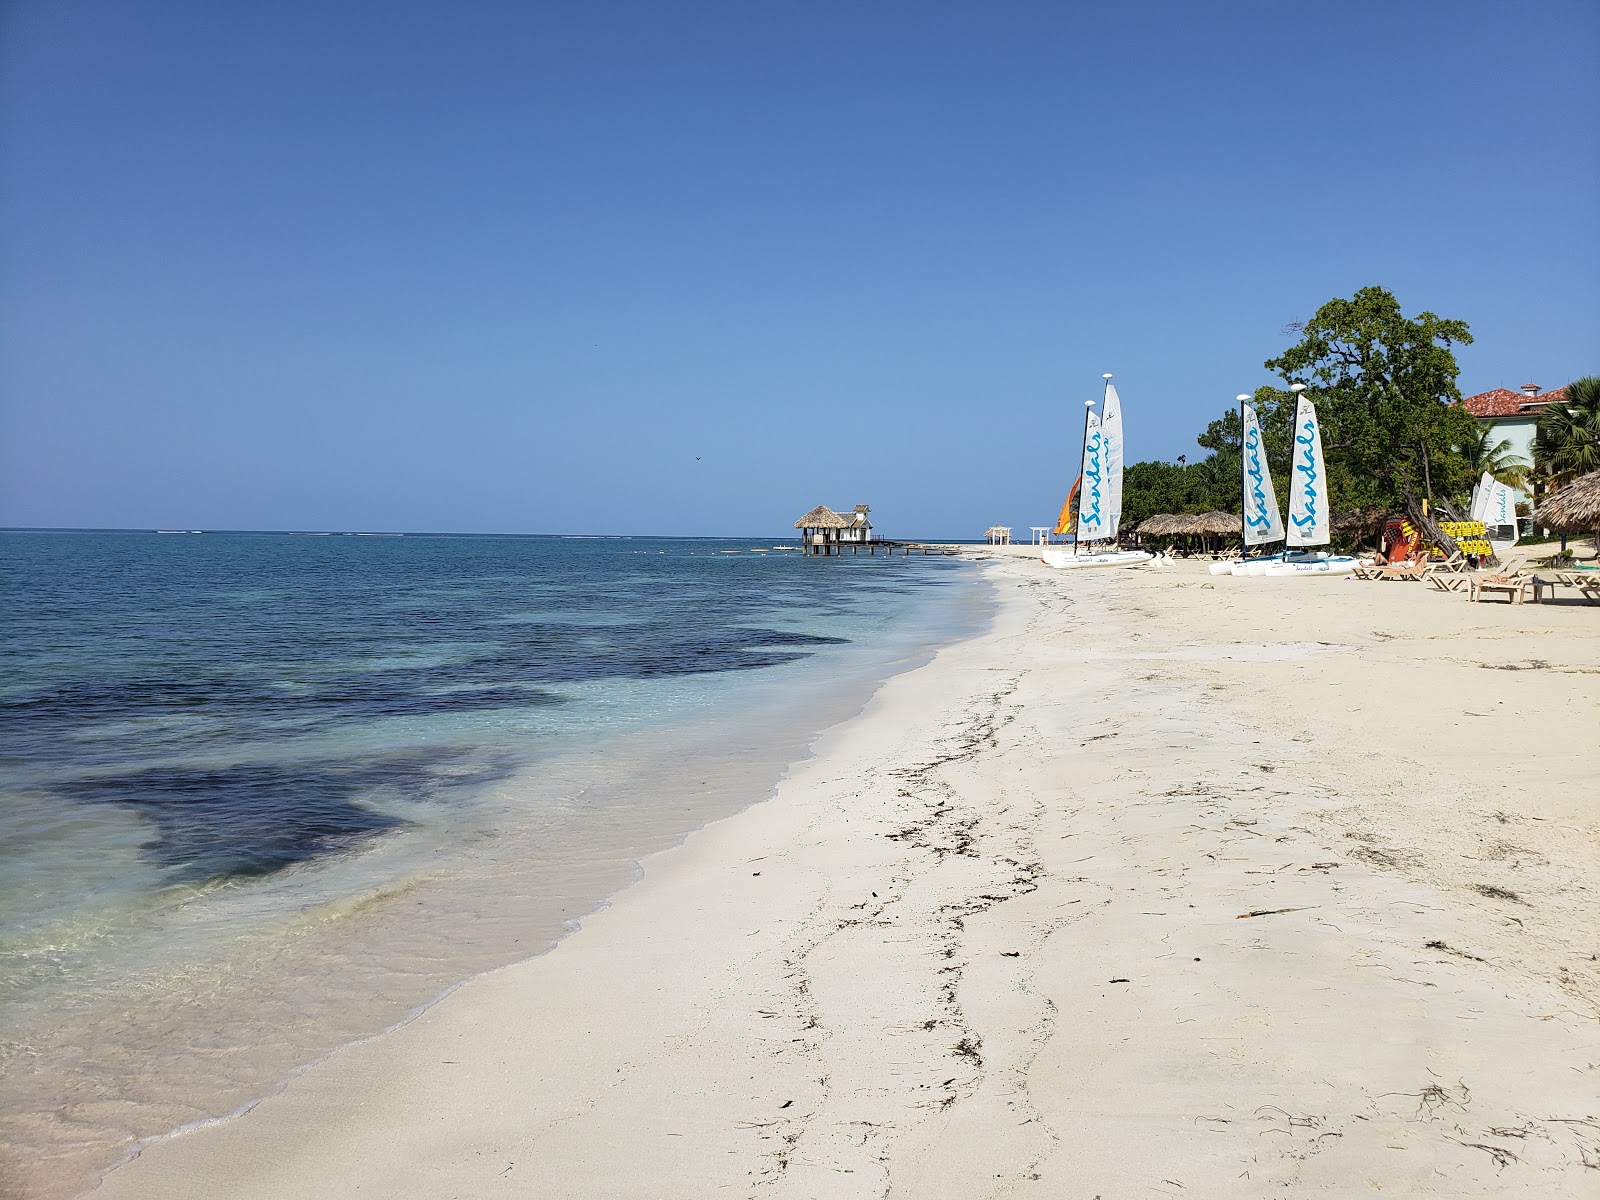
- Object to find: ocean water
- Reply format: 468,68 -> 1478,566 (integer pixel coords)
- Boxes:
0,530 -> 985,1198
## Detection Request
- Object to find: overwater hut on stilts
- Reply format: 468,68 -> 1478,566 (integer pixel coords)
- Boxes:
794,505 -> 854,556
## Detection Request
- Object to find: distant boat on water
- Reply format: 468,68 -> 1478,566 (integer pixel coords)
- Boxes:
155,530 -> 202,534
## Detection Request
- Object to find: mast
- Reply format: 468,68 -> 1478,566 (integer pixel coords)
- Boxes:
1285,383 -> 1307,561
1102,373 -> 1116,548
1236,393 -> 1250,555
1076,397 -> 1096,557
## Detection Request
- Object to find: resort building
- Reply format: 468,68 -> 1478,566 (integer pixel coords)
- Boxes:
1459,382 -> 1567,500
840,505 -> 874,544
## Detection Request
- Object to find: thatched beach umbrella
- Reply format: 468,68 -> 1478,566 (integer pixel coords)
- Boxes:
1332,508 -> 1390,538
1194,511 -> 1238,537
793,505 -> 850,529
1169,513 -> 1206,537
1532,470 -> 1600,534
1137,514 -> 1176,536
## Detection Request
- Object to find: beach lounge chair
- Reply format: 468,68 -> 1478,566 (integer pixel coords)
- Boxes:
1531,570 -> 1600,605
1422,552 -> 1471,592
1377,561 -> 1428,581
1469,571 -> 1531,604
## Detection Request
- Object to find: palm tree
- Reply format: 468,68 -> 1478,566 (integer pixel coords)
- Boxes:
1457,421 -> 1531,492
1534,375 -> 1600,487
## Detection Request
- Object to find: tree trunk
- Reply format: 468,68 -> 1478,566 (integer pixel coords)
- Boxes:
1401,478 -> 1460,560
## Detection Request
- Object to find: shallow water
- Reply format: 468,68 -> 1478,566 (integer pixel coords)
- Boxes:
0,530 -> 985,1199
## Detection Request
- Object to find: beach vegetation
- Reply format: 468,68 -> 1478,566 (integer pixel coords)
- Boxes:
1456,422 -> 1531,494
1122,287 -> 1483,553
1262,288 -> 1479,547
1534,375 -> 1600,487
1118,459 -> 1215,527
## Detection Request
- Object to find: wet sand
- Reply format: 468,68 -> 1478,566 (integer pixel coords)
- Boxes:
87,558 -> 1600,1198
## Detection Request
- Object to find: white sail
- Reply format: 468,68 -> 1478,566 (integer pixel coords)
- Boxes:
1469,471 -> 1495,522
1077,410 -> 1109,543
1483,475 -> 1518,539
1286,396 -> 1330,548
1241,402 -> 1284,546
1100,379 -> 1124,540
1499,481 -> 1521,544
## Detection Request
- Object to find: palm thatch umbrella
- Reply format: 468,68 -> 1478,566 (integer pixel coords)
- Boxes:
1169,513 -> 1206,537
1137,514 -> 1177,536
1532,470 -> 1600,533
1332,508 -> 1390,538
1193,511 -> 1238,537
792,505 -> 850,529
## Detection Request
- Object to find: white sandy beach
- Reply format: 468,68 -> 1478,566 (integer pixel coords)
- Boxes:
86,558 -> 1600,1198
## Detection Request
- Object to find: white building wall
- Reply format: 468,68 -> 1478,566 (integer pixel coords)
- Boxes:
1488,416 -> 1538,504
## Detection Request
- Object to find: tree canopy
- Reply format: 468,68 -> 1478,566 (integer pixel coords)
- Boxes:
1121,286 -> 1487,549
1457,422 -> 1531,494
1535,375 -> 1600,486
1262,286 -> 1479,520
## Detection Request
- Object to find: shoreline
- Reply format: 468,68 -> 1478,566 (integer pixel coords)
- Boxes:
3,556 -> 990,1200
84,560 -> 1600,1196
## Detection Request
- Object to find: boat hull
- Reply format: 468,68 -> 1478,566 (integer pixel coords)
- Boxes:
1039,549 -> 1153,570
1260,555 -> 1361,577
1211,551 -> 1331,576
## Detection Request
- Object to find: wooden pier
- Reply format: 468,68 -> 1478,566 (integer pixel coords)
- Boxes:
791,504 -> 961,557
805,538 -> 961,558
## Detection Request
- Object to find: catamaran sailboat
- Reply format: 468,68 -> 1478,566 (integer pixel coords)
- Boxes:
1041,375 -> 1152,570
1211,388 -> 1358,576
1210,394 -> 1289,574
1210,393 -> 1327,575
1263,388 -> 1360,574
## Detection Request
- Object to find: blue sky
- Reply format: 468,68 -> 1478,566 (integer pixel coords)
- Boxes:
2,0 -> 1595,537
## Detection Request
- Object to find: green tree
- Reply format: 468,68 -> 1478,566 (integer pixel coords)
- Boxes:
1456,420 -> 1531,494
1120,459 -> 1214,528
1534,375 -> 1600,486
1263,286 -> 1478,550
1192,386 -> 1381,517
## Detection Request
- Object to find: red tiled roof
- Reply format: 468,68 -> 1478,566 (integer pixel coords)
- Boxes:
1458,386 -> 1566,419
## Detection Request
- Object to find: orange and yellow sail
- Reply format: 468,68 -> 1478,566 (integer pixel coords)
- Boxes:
1053,475 -> 1081,536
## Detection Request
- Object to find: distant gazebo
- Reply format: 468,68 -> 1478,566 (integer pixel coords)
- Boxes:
984,526 -> 1012,545
794,505 -> 853,556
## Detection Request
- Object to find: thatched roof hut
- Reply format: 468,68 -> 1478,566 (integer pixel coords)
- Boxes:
1193,511 -> 1238,536
793,505 -> 850,530
1332,508 -> 1390,537
1137,514 -> 1177,536
1167,513 -> 1206,536
1533,471 -> 1600,533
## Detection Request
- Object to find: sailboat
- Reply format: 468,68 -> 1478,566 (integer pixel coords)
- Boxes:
1211,390 -> 1355,576
1211,396 -> 1291,575
1471,470 -> 1520,548
1041,375 -> 1152,569
1259,390 -> 1359,576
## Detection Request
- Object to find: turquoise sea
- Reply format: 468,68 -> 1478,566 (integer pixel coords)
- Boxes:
0,530 -> 985,1197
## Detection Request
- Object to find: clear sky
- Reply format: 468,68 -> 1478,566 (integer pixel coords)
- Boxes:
2,1 -> 1596,537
